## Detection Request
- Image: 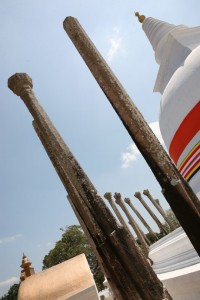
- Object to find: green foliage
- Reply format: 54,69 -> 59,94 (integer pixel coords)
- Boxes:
166,208 -> 180,228
161,208 -> 180,233
137,208 -> 180,249
43,225 -> 104,291
0,283 -> 20,300
145,232 -> 159,244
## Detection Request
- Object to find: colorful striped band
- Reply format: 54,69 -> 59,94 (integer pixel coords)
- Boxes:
185,164 -> 200,182
169,101 -> 200,164
178,141 -> 200,182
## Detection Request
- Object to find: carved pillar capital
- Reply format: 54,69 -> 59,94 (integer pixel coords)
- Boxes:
124,198 -> 131,205
8,73 -> 33,97
134,192 -> 142,200
114,192 -> 122,205
104,192 -> 112,202
143,189 -> 150,197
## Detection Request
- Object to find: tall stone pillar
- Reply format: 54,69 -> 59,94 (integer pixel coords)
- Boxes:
125,197 -> 158,240
63,16 -> 200,256
114,193 -> 150,255
143,189 -> 176,231
134,192 -> 168,234
8,73 -> 172,300
104,192 -> 132,235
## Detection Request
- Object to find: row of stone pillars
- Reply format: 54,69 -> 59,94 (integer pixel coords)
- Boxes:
104,190 -> 177,256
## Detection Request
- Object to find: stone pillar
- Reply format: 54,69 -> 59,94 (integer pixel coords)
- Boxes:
114,193 -> 150,255
104,192 -> 132,236
125,197 -> 158,240
134,192 -> 168,234
63,16 -> 200,256
143,189 -> 176,231
8,73 -> 172,300
32,119 -> 122,299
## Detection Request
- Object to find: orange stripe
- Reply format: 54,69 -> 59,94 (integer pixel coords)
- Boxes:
169,102 -> 200,164
178,142 -> 200,173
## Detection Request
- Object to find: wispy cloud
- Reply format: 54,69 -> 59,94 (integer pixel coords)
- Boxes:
0,277 -> 19,287
149,121 -> 164,144
121,121 -> 164,168
121,143 -> 140,168
106,27 -> 122,62
0,234 -> 23,245
113,26 -> 120,34
37,241 -> 52,249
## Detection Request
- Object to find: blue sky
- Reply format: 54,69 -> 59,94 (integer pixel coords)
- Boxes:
0,0 -> 199,296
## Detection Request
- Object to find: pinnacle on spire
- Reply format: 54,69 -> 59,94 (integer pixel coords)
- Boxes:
135,12 -> 146,23
20,253 -> 31,268
20,253 -> 35,281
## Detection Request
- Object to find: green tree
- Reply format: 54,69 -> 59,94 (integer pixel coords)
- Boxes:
43,225 -> 104,291
137,208 -> 180,249
161,208 -> 180,234
0,283 -> 20,300
166,208 -> 180,228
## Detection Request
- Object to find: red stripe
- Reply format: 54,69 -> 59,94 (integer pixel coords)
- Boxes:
179,144 -> 200,173
169,102 -> 200,164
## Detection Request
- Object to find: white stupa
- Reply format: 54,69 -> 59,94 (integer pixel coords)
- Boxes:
135,13 -> 200,299
136,12 -> 200,198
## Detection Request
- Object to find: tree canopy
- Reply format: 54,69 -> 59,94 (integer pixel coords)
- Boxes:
165,208 -> 180,229
0,283 -> 20,300
42,225 -> 104,291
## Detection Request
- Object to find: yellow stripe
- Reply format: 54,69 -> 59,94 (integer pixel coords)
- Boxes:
178,141 -> 200,170
185,161 -> 200,180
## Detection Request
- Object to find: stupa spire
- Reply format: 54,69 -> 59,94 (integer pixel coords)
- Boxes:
140,16 -> 200,93
20,253 -> 31,269
20,253 -> 35,281
135,12 -> 145,23
142,17 -> 187,65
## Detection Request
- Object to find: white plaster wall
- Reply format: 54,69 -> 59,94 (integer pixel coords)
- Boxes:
159,263 -> 200,300
65,286 -> 99,300
149,227 -> 200,299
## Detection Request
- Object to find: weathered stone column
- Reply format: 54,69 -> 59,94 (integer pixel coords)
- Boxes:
114,193 -> 150,255
125,197 -> 158,240
134,192 -> 168,234
143,189 -> 176,231
63,16 -> 200,256
8,73 -> 172,300
104,192 -> 132,236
